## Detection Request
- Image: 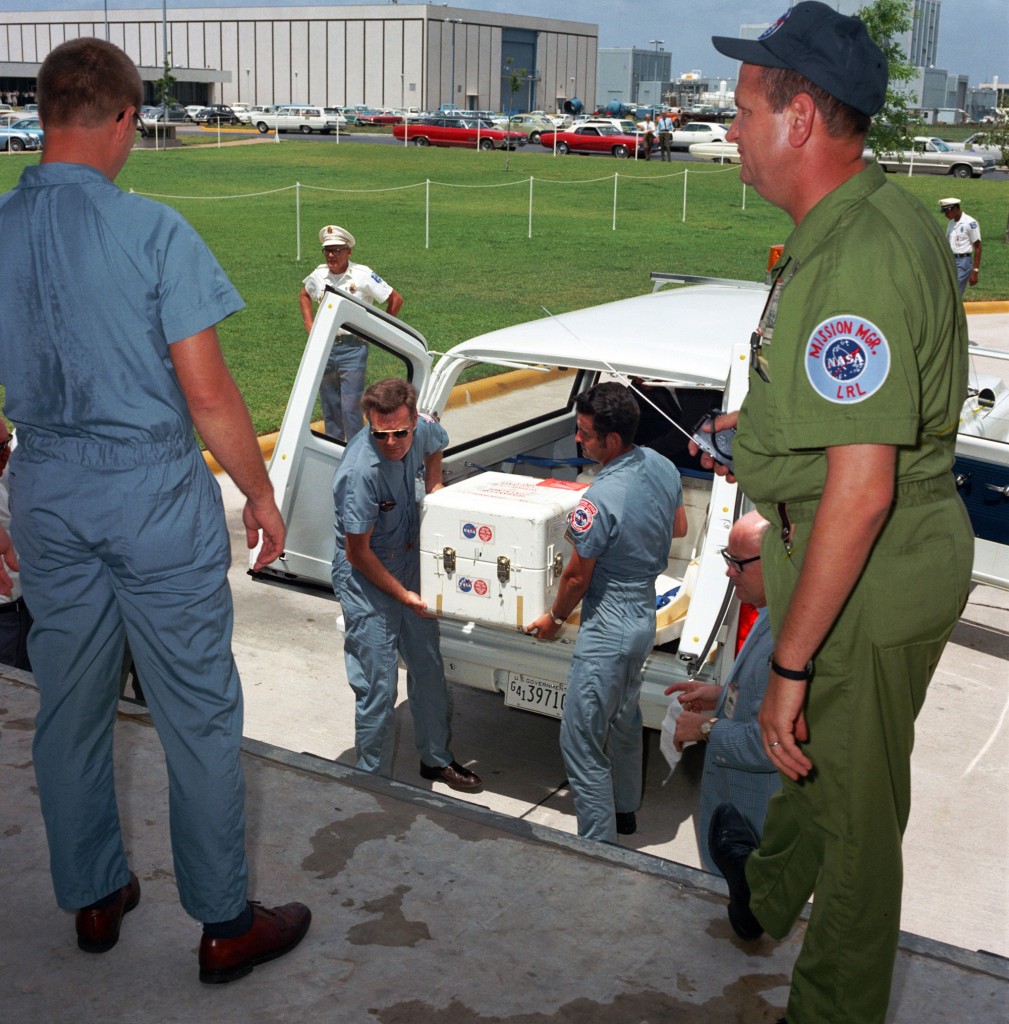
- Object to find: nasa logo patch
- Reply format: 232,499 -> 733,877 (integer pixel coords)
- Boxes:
458,577 -> 473,593
462,523 -> 477,539
805,314 -> 890,404
570,498 -> 598,534
371,272 -> 383,284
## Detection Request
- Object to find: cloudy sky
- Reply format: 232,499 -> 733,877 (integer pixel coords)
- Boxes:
9,1 -> 1007,86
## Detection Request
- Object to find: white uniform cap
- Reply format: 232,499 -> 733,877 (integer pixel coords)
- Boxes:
320,224 -> 356,248
937,197 -> 961,210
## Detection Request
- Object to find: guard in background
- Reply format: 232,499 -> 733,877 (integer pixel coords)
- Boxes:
299,224 -> 404,442
527,382 -> 687,843
939,197 -> 982,295
332,378 -> 483,791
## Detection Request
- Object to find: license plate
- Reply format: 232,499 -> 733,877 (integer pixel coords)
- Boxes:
504,672 -> 567,718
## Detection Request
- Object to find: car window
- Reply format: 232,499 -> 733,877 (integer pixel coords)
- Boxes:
308,330 -> 417,445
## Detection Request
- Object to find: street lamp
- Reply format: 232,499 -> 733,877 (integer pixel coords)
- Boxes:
648,39 -> 665,85
245,68 -> 250,102
444,17 -> 461,111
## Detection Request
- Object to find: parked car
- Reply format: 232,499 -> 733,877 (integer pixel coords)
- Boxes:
184,105 -> 206,120
147,104 -> 193,124
195,104 -> 240,126
228,103 -> 255,125
8,117 -> 43,143
669,121 -> 729,149
0,125 -> 42,152
539,124 -> 650,158
945,132 -> 1007,165
688,139 -> 740,163
322,108 -> 352,129
496,112 -> 557,143
0,103 -> 14,116
254,105 -> 340,134
252,273 -> 1009,729
355,109 -> 403,126
392,117 -> 526,150
870,137 -> 996,178
572,116 -> 640,136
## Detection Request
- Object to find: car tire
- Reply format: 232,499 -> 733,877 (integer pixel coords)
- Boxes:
257,122 -> 270,134
9,137 -> 24,152
557,142 -> 570,155
613,144 -> 629,158
951,164 -> 972,179
299,125 -> 312,134
230,118 -> 239,126
529,131 -> 541,143
479,138 -> 495,151
414,137 -> 430,147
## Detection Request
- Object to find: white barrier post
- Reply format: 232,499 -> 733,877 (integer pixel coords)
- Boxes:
425,179 -> 430,250
682,167 -> 688,223
528,176 -> 534,239
612,173 -> 618,231
295,182 -> 301,261
742,182 -> 747,210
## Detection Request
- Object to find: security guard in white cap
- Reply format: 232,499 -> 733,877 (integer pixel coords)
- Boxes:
299,225 -> 404,441
938,198 -> 981,296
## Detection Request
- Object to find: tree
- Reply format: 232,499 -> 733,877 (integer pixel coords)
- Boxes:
503,57 -> 526,174
154,57 -> 177,109
857,0 -> 922,157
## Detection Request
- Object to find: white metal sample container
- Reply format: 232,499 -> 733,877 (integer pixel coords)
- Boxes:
420,471 -> 588,629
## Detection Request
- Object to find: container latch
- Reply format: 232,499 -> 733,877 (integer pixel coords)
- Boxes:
496,555 -> 511,584
442,547 -> 456,573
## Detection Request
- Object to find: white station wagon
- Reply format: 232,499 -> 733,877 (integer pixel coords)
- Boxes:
253,275 -> 1009,727
254,105 -> 340,135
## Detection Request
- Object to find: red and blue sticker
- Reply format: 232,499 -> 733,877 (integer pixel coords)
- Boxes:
570,498 -> 598,534
804,314 -> 890,404
759,9 -> 792,40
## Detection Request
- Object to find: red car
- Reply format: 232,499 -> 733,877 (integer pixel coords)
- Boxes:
356,111 -> 404,126
539,125 -> 650,159
393,117 -> 527,151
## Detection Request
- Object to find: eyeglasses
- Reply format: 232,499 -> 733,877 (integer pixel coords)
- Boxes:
719,547 -> 761,573
371,428 -> 412,440
116,107 -> 148,138
324,246 -> 350,255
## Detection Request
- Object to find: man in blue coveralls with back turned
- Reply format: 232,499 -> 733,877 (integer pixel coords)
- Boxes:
0,37 -> 309,983
332,378 -> 483,791
527,382 -> 687,843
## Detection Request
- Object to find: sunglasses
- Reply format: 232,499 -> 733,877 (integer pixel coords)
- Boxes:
371,428 -> 412,440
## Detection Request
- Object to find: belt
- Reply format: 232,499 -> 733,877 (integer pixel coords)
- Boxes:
0,597 -> 26,615
954,252 -> 974,258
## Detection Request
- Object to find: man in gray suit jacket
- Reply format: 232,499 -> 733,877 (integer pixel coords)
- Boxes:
666,511 -> 779,875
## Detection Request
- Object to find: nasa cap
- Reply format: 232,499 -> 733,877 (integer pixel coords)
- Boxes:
712,1 -> 888,116
320,224 -> 356,248
938,197 -> 961,210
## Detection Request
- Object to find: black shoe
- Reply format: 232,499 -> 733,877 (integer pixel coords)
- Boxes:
615,811 -> 637,835
419,760 -> 483,791
708,803 -> 764,941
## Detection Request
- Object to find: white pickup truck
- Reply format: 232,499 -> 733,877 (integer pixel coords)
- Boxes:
253,105 -> 340,135
253,275 -> 1009,727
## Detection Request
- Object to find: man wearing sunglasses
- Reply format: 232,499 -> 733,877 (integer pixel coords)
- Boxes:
331,378 -> 483,791
300,224 -> 404,442
664,511 -> 779,875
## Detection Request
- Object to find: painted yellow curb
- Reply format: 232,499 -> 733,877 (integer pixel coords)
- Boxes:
965,300 -> 1009,314
203,366 -> 575,473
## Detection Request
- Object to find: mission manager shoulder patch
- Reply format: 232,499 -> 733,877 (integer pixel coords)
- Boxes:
804,314 -> 890,404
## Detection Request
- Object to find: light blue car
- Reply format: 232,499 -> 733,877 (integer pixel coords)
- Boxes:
9,118 -> 43,143
0,125 -> 41,152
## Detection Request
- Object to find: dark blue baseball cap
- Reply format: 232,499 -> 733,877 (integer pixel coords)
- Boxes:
712,1 -> 888,116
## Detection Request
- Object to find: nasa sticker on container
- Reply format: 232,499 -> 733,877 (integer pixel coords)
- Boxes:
461,521 -> 494,543
805,314 -> 890,404
457,576 -> 491,598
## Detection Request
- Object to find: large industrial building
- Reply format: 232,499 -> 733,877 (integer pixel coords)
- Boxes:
0,4 -> 597,115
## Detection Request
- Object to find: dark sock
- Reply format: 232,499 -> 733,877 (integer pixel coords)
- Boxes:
83,887 -> 122,911
202,902 -> 255,939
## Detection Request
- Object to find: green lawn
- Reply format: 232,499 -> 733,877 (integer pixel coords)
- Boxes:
1,140 -> 1005,435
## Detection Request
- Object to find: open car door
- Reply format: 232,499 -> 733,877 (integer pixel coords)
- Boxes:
252,287 -> 431,587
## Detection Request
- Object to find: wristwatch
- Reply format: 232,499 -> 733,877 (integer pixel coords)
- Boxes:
700,717 -> 718,739
549,609 -> 566,626
770,656 -> 814,681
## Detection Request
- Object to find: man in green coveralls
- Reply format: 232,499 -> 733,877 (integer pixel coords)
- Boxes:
697,5 -> 975,1023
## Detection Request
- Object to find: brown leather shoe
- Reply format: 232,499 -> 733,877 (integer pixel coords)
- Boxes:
76,872 -> 141,953
199,902 -> 312,984
419,760 -> 483,791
